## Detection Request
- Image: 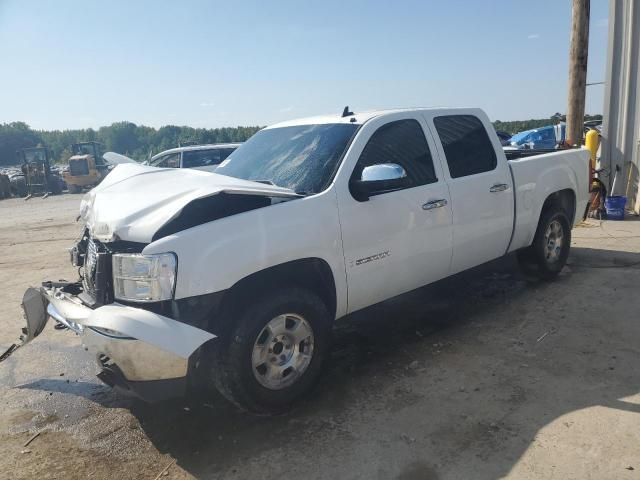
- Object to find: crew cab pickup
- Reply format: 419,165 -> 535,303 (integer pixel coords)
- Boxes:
12,108 -> 590,413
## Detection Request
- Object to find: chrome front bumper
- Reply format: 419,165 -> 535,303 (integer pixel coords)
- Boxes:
19,284 -> 216,401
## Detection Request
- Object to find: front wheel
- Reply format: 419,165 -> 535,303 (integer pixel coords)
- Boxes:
210,287 -> 332,414
517,208 -> 571,280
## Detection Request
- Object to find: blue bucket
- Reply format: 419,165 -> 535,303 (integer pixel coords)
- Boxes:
605,195 -> 627,220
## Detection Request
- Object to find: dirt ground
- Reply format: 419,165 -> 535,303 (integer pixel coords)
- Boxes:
1,193 -> 639,480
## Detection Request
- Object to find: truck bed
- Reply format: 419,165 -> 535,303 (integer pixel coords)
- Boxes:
506,147 -> 591,253
504,148 -> 567,161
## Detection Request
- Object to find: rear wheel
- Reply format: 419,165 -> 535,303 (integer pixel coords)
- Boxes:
210,287 -> 331,414
517,208 -> 571,280
68,184 -> 82,194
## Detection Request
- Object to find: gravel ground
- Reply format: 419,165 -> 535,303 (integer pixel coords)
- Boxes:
1,193 -> 639,480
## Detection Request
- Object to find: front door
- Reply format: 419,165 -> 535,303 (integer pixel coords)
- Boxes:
336,114 -> 454,313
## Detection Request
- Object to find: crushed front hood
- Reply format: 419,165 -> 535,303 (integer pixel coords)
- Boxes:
80,164 -> 299,243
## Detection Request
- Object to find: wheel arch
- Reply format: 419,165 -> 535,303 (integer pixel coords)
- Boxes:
541,188 -> 576,224
215,257 -> 338,333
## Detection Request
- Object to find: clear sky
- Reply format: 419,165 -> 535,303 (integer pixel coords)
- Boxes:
0,0 -> 609,130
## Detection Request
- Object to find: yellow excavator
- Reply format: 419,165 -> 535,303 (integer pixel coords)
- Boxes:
63,142 -> 110,193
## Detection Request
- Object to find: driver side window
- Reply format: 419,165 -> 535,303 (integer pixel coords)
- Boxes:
351,119 -> 437,193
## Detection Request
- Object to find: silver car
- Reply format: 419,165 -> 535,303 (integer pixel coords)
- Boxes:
148,143 -> 241,171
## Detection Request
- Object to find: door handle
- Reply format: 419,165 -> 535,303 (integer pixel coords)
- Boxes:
489,183 -> 509,193
422,199 -> 448,210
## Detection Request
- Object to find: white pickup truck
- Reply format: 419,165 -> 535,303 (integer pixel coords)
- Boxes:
12,107 -> 590,413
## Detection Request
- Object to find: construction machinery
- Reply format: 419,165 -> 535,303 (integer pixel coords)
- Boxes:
64,142 -> 109,193
15,146 -> 64,197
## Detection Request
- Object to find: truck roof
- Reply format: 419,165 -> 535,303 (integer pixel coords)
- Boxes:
266,107 -> 479,129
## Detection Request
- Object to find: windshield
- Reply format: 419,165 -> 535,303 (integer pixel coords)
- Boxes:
24,149 -> 46,164
74,143 -> 100,156
215,124 -> 358,194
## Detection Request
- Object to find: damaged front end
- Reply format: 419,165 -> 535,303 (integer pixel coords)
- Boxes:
5,166 -> 303,400
4,233 -> 216,402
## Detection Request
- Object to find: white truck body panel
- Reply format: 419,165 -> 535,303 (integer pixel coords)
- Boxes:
333,111 -> 454,312
18,107 -> 591,396
80,163 -> 299,243
144,189 -> 350,317
141,108 -> 589,317
421,109 -> 516,274
88,108 -> 590,319
507,148 -> 589,251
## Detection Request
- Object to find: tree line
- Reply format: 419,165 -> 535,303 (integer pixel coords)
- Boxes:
0,121 -> 262,166
493,114 -> 602,135
1,114 -> 603,167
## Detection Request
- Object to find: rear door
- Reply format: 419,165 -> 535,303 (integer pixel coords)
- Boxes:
336,114 -> 453,313
426,111 -> 514,274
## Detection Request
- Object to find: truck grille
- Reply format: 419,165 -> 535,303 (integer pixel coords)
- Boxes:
83,239 -> 98,295
81,237 -> 112,305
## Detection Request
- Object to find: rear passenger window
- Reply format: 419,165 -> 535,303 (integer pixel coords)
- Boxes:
433,115 -> 497,178
353,119 -> 437,188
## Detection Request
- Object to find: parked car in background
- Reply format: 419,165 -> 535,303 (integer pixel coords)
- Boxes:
495,130 -> 512,146
148,144 -> 241,171
509,124 -> 565,150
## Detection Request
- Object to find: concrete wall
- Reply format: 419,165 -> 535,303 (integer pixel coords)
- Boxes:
601,0 -> 640,212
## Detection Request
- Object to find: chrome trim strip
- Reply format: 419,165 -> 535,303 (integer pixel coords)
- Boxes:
47,303 -> 84,334
422,199 -> 448,210
489,183 -> 509,192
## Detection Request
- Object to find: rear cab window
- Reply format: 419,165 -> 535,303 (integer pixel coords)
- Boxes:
433,115 -> 497,178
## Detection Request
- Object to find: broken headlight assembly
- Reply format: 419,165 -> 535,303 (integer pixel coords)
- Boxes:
112,253 -> 177,302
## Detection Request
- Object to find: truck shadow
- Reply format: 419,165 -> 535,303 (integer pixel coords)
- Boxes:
18,247 -> 640,479
124,247 -> 640,479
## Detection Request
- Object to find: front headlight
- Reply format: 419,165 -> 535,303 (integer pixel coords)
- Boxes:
112,253 -> 177,302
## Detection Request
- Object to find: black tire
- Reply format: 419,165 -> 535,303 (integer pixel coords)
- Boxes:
517,207 -> 571,280
12,178 -> 27,197
68,184 -> 82,194
210,287 -> 332,414
50,177 -> 63,195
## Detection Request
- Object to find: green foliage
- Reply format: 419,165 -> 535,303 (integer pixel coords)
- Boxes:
1,114 -> 604,166
0,122 -> 263,166
0,122 -> 43,165
493,114 -> 602,135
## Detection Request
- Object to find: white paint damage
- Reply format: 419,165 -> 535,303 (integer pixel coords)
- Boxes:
43,287 -> 215,359
80,163 -> 299,243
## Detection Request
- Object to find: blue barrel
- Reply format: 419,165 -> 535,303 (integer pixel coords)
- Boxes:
605,195 -> 627,220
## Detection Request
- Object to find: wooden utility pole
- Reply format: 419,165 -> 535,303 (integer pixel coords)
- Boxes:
566,0 -> 590,146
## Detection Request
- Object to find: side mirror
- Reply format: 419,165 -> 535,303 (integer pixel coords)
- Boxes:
351,163 -> 408,201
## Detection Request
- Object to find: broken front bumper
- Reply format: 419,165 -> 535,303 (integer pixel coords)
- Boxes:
18,283 -> 216,402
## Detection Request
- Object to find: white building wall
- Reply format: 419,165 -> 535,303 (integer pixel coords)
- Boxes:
601,0 -> 640,211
